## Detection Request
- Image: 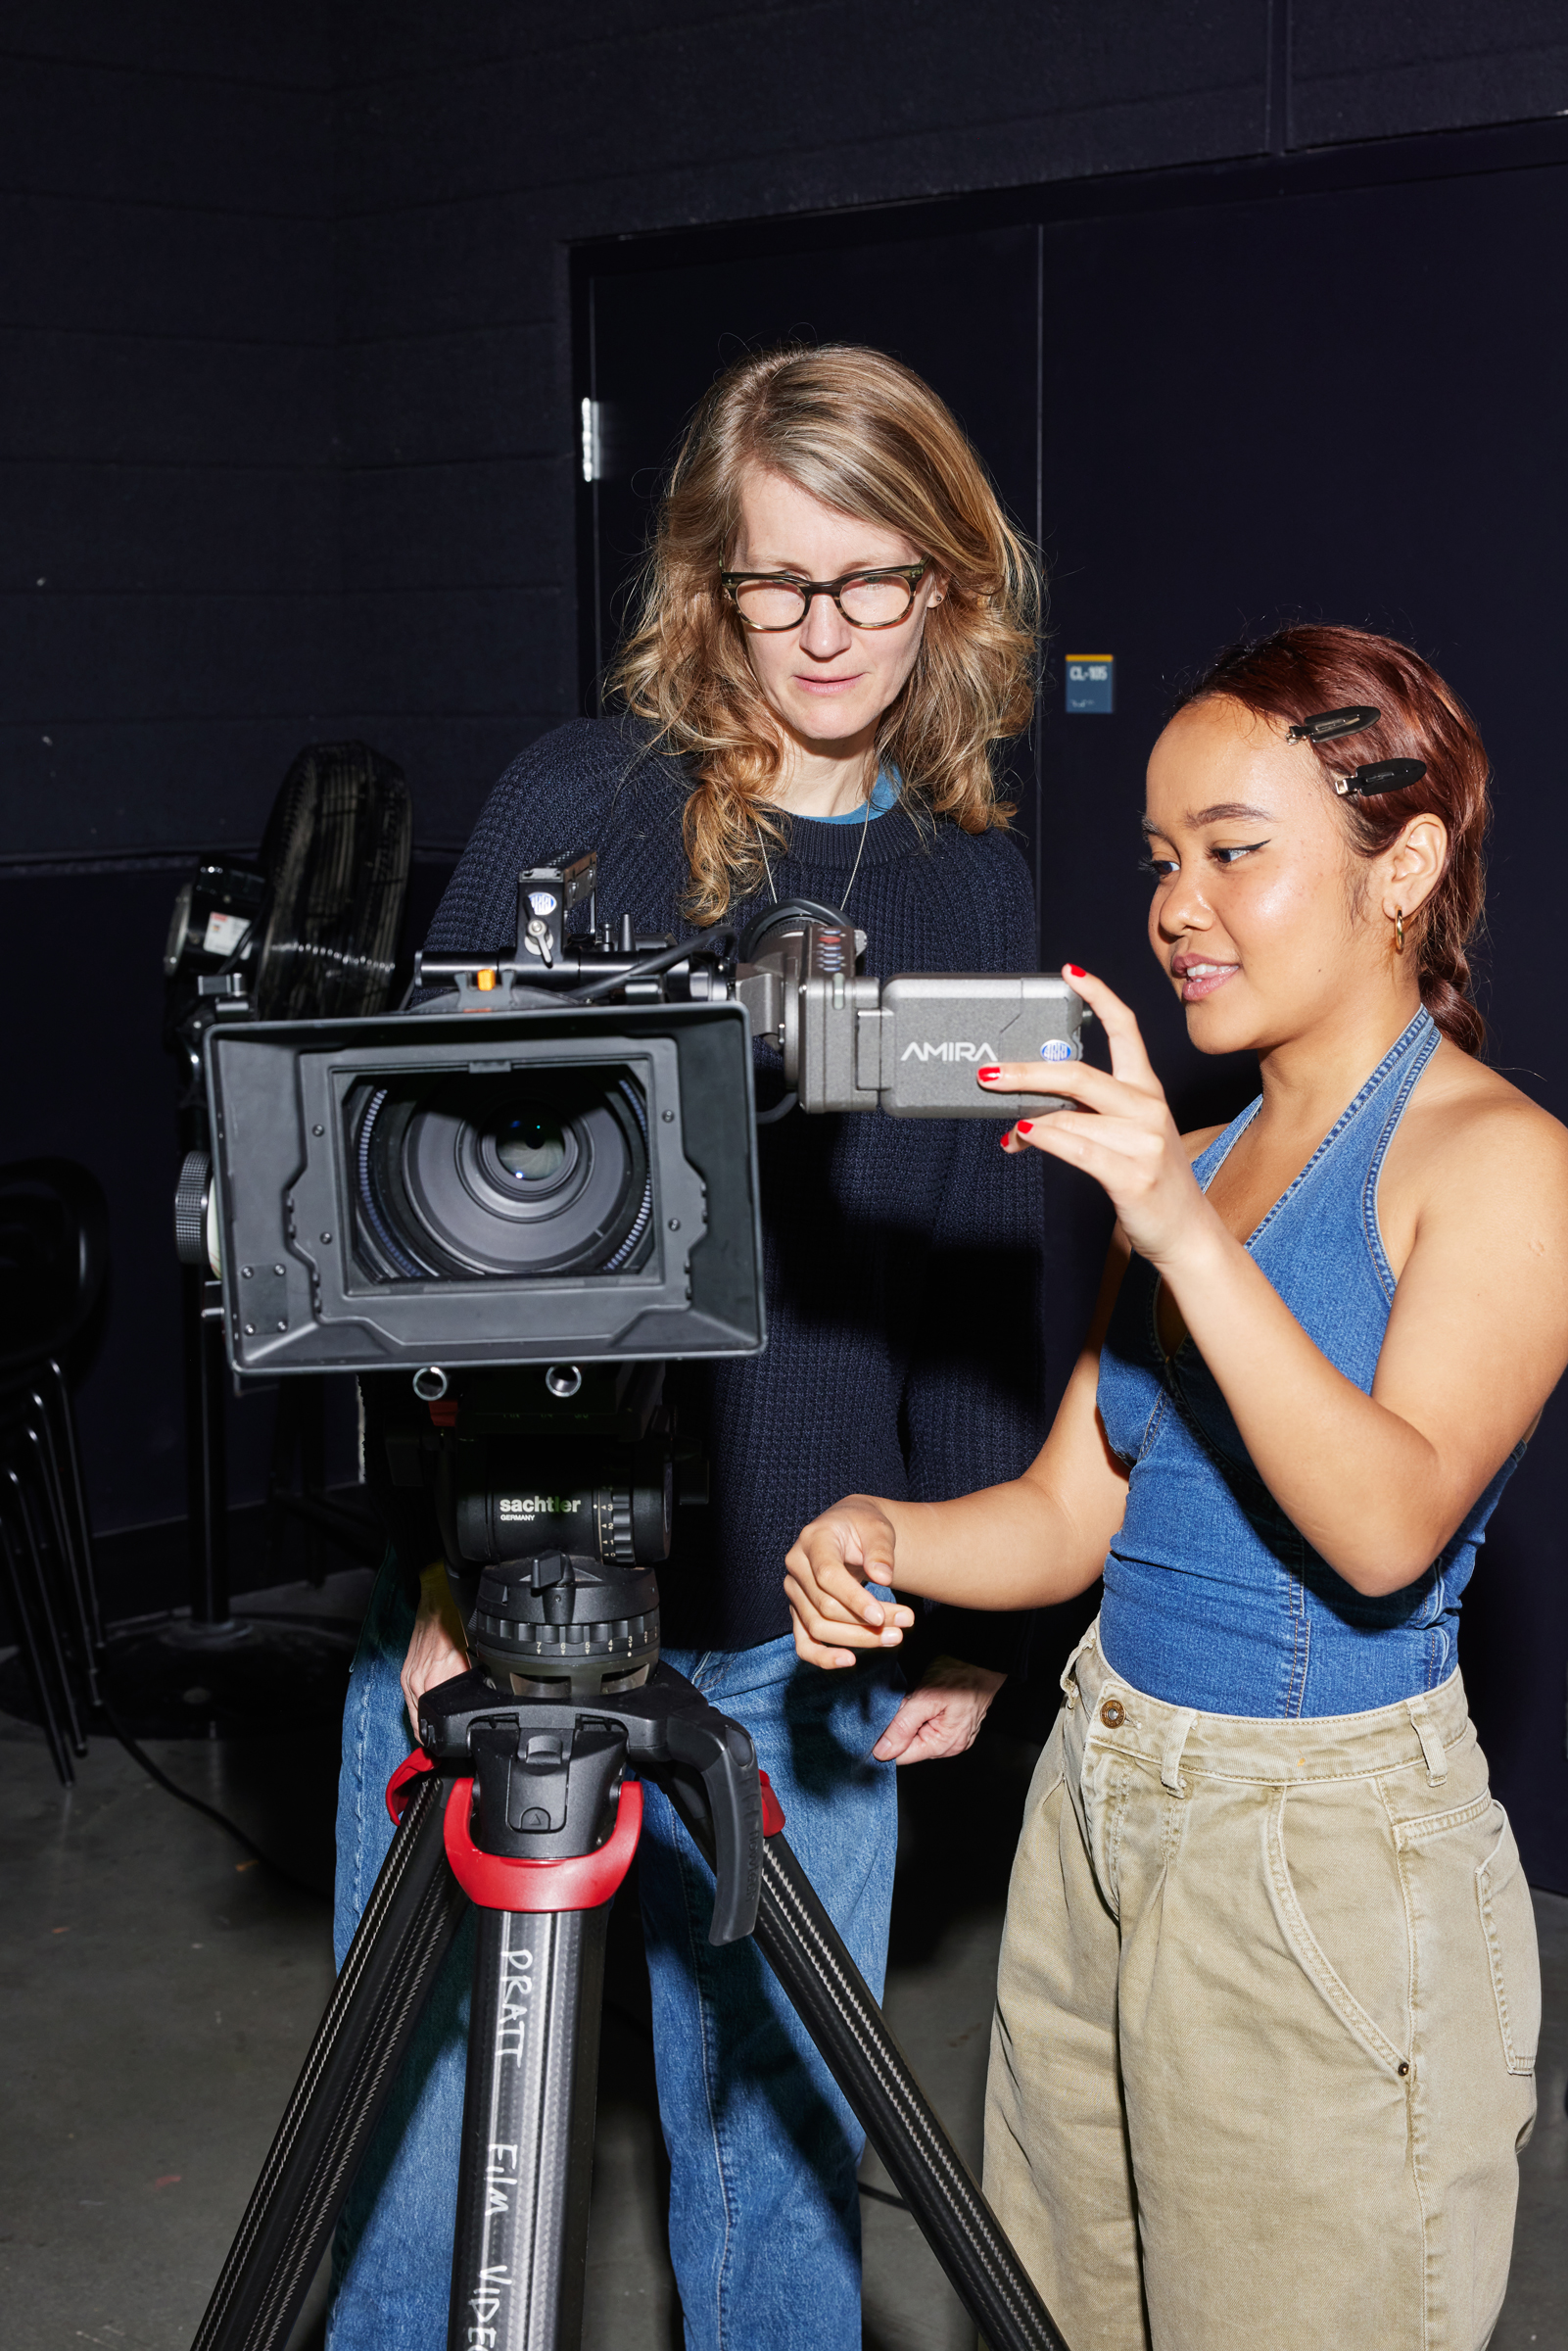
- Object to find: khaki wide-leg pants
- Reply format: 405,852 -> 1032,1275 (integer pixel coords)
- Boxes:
985,1624 -> 1540,2351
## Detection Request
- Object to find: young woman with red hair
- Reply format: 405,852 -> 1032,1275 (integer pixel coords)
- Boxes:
785,624 -> 1567,2350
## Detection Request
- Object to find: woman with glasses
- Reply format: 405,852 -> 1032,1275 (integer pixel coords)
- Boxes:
784,623 -> 1566,2351
329,344 -> 1049,2351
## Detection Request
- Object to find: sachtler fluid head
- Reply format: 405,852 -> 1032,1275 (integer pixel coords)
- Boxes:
401,1359 -> 684,1699
182,849 -> 1087,1381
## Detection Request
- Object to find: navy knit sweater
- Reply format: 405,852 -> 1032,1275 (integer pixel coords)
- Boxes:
418,716 -> 1049,1667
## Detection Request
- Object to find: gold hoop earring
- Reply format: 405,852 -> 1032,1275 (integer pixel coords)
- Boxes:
1393,908 -> 1405,954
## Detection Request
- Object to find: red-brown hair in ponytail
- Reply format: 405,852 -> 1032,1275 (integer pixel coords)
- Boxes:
1173,624 -> 1491,1056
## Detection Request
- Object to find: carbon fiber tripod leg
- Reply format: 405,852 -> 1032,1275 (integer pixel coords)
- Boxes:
447,1904 -> 608,2351
190,1773 -> 470,2351
660,1781 -> 1069,2351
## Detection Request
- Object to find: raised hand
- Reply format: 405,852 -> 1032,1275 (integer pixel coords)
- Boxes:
982,966 -> 1210,1267
784,1496 -> 916,1669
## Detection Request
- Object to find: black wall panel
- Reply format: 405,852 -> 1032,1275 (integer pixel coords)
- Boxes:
0,8 -> 336,1544
1292,1 -> 1568,146
0,14 -> 333,870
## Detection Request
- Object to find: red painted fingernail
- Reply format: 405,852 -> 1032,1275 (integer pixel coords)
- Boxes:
1066,964 -> 1086,980
999,1132 -> 1010,1149
976,1066 -> 1001,1081
1016,1120 -> 1034,1135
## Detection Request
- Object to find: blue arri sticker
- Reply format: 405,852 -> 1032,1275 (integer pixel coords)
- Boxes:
1040,1039 -> 1073,1062
1066,655 -> 1114,714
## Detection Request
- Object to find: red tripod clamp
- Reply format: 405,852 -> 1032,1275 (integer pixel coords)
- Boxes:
385,1740 -> 777,1919
386,1748 -> 436,1823
758,1768 -> 785,1838
443,1775 -> 642,1913
383,1751 -> 642,1910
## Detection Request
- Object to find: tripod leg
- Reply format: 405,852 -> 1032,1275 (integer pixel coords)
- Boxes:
185,1268 -> 232,1626
448,1903 -> 608,2351
264,1378 -> 301,1586
661,1778 -> 1069,2351
299,1375 -> 328,1587
191,1770 -> 469,2351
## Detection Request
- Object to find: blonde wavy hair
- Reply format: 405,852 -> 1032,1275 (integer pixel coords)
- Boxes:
609,344 -> 1042,924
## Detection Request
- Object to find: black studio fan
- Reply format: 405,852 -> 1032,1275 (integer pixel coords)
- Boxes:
252,742 -> 412,1022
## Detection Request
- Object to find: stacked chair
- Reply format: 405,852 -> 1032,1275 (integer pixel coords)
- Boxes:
0,1158 -> 108,1785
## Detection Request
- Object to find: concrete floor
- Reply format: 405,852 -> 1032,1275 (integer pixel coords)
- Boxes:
2,1598 -> 1564,2351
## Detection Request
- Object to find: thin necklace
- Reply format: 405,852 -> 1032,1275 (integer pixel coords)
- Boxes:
754,786 -> 874,913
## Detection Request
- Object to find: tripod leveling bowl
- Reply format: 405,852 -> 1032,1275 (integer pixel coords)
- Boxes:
188,1661 -> 1068,2351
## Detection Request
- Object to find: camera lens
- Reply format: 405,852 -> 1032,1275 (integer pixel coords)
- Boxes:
494,1112 -> 567,1183
352,1071 -> 652,1282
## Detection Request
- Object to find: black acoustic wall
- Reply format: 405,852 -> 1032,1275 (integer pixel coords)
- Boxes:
4,1 -> 1566,1583
1,6 -> 335,861
1,7 -> 333,1538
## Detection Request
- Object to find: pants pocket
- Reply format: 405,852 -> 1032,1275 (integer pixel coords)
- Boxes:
1477,1805 -> 1541,2075
1266,1783 -> 1409,2073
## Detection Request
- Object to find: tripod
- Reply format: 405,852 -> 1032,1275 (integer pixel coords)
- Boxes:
188,1366 -> 1069,2351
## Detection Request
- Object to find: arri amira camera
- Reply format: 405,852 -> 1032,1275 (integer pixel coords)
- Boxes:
186,849 -> 1087,1380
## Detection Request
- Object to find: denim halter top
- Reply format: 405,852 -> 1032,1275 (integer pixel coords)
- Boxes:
1095,1008 -> 1523,1718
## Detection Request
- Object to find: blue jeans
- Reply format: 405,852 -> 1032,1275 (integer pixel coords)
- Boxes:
327,1553 -> 903,2351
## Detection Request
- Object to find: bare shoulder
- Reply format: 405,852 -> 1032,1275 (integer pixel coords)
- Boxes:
1395,1039 -> 1568,1230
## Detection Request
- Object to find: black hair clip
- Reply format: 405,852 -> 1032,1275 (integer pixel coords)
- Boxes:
1287,705 -> 1381,744
1333,757 -> 1428,798
1286,704 -> 1426,795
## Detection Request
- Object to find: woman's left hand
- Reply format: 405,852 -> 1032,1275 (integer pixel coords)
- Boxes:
873,1658 -> 1006,1763
983,967 -> 1210,1266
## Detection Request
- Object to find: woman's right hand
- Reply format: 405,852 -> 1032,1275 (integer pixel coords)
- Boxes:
784,1498 -> 915,1668
401,1561 -> 471,1736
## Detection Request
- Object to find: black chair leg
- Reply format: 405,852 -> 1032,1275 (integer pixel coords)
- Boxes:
0,1504 -> 74,1787
46,1358 -> 105,1653
27,1372 -> 103,1704
3,1460 -> 86,1757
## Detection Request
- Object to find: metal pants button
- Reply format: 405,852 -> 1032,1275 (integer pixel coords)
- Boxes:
1100,1699 -> 1125,1728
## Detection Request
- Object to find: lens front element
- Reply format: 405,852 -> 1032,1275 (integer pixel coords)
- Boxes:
492,1111 -> 568,1185
352,1069 -> 652,1282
